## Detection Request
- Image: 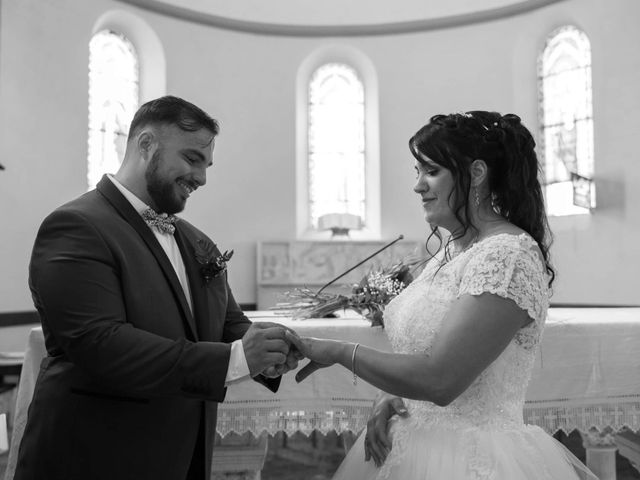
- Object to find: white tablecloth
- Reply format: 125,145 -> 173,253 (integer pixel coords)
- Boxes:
5,308 -> 640,479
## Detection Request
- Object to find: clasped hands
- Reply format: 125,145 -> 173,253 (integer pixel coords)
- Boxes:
242,322 -> 344,381
243,323 -> 405,467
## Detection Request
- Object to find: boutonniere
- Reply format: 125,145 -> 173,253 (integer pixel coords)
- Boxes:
195,239 -> 234,285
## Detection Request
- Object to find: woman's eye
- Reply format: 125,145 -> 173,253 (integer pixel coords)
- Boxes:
426,169 -> 438,176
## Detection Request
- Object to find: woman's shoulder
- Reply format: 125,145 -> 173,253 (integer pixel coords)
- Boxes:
468,227 -> 544,270
476,227 -> 538,252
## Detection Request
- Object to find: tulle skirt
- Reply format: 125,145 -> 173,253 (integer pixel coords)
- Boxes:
332,417 -> 598,480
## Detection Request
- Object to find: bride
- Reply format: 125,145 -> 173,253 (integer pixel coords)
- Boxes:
287,111 -> 598,479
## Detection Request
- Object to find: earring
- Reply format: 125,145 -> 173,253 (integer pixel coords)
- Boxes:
474,187 -> 480,207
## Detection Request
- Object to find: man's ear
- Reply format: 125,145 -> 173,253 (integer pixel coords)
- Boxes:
470,159 -> 488,187
136,129 -> 157,160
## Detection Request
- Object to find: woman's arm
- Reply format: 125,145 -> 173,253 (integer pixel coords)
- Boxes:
290,292 -> 530,406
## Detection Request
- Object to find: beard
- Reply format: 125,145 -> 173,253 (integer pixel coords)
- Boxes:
145,148 -> 186,214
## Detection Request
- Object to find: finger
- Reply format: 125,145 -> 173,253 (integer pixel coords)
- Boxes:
260,327 -> 288,340
256,322 -> 300,339
265,352 -> 287,366
264,339 -> 289,354
367,437 -> 385,467
262,366 -> 278,378
285,331 -> 306,354
372,418 -> 391,451
295,361 -> 323,383
390,398 -> 408,417
285,354 -> 298,371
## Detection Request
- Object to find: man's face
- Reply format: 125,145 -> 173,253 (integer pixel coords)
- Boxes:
145,125 -> 215,214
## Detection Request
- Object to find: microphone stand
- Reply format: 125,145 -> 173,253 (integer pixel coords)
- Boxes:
315,234 -> 404,295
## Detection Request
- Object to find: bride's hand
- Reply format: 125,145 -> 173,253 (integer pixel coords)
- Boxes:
364,393 -> 408,467
285,331 -> 348,383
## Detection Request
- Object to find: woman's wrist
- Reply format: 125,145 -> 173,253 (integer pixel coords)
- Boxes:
334,341 -> 357,368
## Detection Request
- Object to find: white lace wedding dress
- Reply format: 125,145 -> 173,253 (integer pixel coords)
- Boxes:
333,233 -> 598,480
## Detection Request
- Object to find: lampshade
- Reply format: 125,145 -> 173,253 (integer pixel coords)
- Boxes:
317,213 -> 363,236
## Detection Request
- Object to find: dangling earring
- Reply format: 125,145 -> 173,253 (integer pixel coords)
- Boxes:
474,187 -> 480,207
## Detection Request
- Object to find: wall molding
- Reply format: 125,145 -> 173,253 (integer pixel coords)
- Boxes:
115,0 -> 567,37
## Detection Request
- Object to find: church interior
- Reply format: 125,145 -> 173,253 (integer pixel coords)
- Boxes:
1,0 -> 639,478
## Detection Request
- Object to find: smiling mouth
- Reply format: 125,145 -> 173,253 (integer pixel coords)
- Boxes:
177,180 -> 196,196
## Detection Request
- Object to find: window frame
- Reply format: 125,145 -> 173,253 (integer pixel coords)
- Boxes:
295,46 -> 380,240
538,25 -> 595,216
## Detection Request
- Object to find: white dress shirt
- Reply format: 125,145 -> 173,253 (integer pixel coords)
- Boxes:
107,175 -> 250,385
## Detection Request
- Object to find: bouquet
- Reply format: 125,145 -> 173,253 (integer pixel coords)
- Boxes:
274,256 -> 424,327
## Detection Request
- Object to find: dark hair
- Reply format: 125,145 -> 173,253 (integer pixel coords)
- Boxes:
409,111 -> 555,286
127,95 -> 220,141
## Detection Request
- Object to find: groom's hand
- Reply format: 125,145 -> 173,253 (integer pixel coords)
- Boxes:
261,348 -> 304,378
364,394 -> 408,467
242,323 -> 290,377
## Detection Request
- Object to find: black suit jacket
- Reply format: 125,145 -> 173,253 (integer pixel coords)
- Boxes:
15,176 -> 278,480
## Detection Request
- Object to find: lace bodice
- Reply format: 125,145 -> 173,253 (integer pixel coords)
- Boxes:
384,233 -> 550,431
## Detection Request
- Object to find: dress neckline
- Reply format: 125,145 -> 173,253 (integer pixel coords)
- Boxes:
449,232 -> 534,260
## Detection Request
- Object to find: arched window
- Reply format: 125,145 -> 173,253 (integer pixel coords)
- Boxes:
538,25 -> 595,216
308,63 -> 367,232
87,30 -> 139,190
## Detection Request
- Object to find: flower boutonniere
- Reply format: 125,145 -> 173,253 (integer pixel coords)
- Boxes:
195,239 -> 234,285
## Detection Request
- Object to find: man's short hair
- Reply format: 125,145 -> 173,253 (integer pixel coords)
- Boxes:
128,95 -> 219,141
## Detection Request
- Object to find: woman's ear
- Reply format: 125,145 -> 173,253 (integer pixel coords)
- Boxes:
470,159 -> 488,187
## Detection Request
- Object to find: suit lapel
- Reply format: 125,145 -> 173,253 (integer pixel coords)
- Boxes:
174,224 -> 211,341
95,176 -> 199,341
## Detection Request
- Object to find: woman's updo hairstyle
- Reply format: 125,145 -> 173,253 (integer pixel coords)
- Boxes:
409,111 -> 555,285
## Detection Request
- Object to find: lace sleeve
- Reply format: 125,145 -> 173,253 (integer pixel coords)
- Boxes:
457,237 -> 549,325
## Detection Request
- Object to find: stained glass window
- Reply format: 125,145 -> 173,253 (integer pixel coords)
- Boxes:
87,30 -> 139,190
308,63 -> 366,229
539,26 -> 595,215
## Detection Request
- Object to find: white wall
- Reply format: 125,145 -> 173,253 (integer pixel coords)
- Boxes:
1,0 -> 638,311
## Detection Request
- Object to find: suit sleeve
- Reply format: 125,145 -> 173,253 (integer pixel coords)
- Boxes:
30,209 -> 234,401
219,279 -> 281,393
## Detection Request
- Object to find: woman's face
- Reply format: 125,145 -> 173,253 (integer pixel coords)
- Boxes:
412,154 -> 459,231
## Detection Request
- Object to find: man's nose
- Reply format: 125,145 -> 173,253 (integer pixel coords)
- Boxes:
194,166 -> 207,187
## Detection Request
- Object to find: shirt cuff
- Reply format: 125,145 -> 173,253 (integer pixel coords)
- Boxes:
225,339 -> 250,385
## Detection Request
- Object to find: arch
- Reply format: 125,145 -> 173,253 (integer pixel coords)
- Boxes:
92,10 -> 166,102
87,30 -> 139,190
538,25 -> 595,216
296,45 -> 380,239
86,10 -> 166,190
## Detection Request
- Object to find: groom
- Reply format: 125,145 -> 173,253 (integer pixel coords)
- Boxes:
15,96 -> 298,480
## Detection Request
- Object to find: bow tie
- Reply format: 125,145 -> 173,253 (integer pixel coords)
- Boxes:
141,208 -> 177,235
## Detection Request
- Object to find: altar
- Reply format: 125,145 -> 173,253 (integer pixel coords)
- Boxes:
4,307 -> 640,480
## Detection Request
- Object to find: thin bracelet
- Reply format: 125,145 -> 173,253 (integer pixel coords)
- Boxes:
351,343 -> 360,386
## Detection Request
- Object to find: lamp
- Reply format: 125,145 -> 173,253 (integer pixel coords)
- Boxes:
317,213 -> 363,237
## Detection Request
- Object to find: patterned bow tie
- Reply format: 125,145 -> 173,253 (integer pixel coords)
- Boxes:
141,208 -> 177,235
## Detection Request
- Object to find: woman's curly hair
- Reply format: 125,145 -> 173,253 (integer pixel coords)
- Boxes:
409,111 -> 555,286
